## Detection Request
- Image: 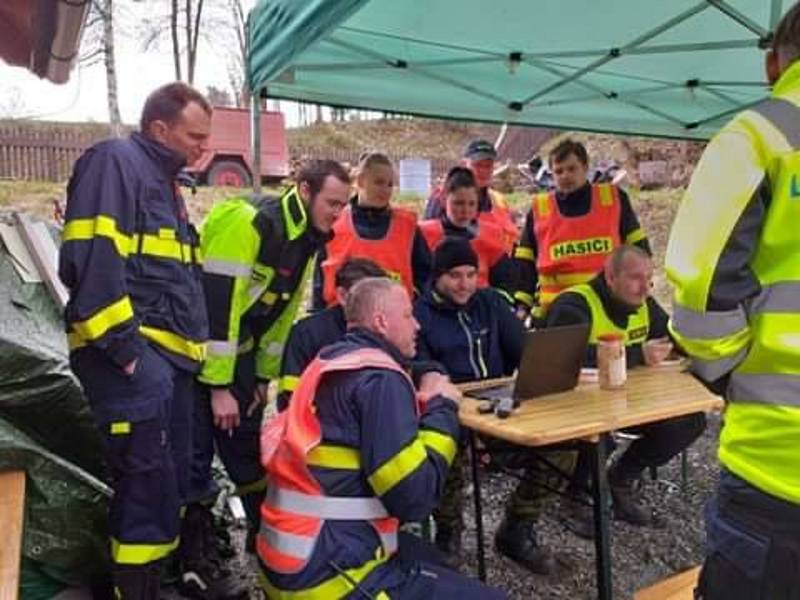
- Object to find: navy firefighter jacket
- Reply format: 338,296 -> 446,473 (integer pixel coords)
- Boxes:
59,132 -> 208,373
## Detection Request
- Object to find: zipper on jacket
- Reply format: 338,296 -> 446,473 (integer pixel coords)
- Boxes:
457,311 -> 482,380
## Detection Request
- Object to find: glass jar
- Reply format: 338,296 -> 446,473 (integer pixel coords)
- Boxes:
597,333 -> 626,389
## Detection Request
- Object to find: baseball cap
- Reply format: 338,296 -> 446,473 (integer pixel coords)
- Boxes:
463,139 -> 497,161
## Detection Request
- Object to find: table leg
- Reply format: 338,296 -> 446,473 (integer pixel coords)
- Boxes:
589,435 -> 613,600
468,429 -> 487,582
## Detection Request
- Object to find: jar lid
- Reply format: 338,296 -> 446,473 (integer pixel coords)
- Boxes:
597,333 -> 624,342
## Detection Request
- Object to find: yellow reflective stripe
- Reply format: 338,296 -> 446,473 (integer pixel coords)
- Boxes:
514,291 -> 535,307
668,322 -> 751,363
236,478 -> 267,496
111,537 -> 179,565
63,215 -> 133,257
72,296 -> 134,341
110,422 -> 131,435
597,183 -> 614,206
368,439 -> 428,496
139,326 -> 206,362
307,444 -> 361,470
136,233 -> 194,263
625,227 -> 646,244
513,246 -> 535,261
259,555 -> 390,600
419,429 -> 457,465
278,375 -> 299,393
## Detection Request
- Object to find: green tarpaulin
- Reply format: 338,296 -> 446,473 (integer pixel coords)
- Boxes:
248,0 -> 785,140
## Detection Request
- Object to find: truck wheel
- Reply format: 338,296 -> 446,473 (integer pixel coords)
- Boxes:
208,160 -> 252,187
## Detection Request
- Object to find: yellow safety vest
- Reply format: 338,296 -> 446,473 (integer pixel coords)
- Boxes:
666,60 -> 800,504
566,283 -> 650,347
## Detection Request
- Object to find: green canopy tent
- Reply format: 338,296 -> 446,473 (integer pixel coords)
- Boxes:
247,0 -> 782,143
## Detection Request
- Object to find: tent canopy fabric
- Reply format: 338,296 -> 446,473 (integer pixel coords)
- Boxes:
247,0 -> 785,140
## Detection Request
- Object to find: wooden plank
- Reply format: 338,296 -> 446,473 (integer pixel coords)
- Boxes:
14,213 -> 69,309
0,470 -> 26,600
635,566 -> 701,600
458,366 -> 723,447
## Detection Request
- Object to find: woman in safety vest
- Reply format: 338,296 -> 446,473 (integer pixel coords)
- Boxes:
419,166 -> 516,301
314,152 -> 432,308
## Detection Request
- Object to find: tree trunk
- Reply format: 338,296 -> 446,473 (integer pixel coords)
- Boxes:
171,0 -> 181,80
101,0 -> 123,137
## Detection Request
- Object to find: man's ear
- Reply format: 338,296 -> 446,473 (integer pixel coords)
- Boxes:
297,181 -> 312,203
373,312 -> 389,336
766,49 -> 782,85
147,120 -> 168,144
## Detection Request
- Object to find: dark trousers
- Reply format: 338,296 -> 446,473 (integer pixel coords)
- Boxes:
569,412 -> 707,492
71,344 -> 193,567
697,469 -> 800,600
188,347 -> 265,529
381,533 -> 507,599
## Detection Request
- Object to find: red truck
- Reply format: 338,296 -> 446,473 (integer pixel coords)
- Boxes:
187,105 -> 289,187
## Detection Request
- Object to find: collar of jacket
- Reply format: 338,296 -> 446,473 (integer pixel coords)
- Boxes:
280,186 -> 331,244
773,60 -> 800,97
589,272 -> 641,328
131,132 -> 186,180
442,216 -> 478,237
341,327 -> 412,369
351,196 -> 392,221
555,181 -> 592,205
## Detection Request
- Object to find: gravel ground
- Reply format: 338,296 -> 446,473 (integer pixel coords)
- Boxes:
162,413 -> 720,600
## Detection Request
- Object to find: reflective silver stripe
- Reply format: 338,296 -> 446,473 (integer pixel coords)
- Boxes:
379,530 -> 398,554
672,303 -> 747,339
750,98 -> 800,148
265,341 -> 284,357
748,282 -> 800,315
202,258 -> 252,278
690,348 -> 748,382
258,522 -> 316,558
207,340 -> 237,357
266,487 -> 389,520
729,373 -> 800,407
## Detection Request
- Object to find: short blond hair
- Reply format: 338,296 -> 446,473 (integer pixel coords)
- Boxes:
344,277 -> 402,326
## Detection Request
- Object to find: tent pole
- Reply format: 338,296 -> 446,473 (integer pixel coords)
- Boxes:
251,89 -> 262,195
770,0 -> 784,30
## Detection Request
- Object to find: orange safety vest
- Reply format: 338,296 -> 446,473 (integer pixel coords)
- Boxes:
532,183 -> 621,312
481,190 -> 519,252
418,219 -> 508,288
321,206 -> 417,306
258,347 -> 415,575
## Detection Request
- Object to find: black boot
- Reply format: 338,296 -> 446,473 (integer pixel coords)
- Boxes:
178,504 -> 250,599
610,479 -> 654,526
558,495 -> 595,540
112,563 -> 161,600
434,525 -> 463,568
494,517 -> 555,575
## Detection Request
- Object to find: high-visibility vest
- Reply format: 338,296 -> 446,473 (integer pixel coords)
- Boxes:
566,283 -> 650,347
321,206 -> 417,306
258,347 -> 414,590
481,190 -> 520,252
418,219 -> 508,288
532,183 -> 622,313
667,88 -> 800,505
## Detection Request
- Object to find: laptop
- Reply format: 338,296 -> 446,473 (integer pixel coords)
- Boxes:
467,323 -> 590,404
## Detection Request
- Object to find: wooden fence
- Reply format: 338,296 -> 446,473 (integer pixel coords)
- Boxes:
0,125 -> 107,182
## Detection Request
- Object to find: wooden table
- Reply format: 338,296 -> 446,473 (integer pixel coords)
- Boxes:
457,365 -> 723,600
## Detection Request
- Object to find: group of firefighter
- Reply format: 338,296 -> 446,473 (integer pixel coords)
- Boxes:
59,7 -> 800,596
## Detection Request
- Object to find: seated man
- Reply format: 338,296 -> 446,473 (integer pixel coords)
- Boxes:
415,238 -> 571,575
258,277 -> 506,599
547,245 -> 706,534
277,257 -> 385,411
